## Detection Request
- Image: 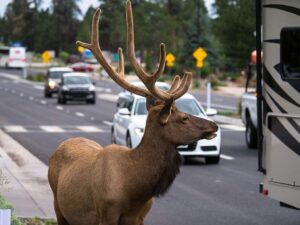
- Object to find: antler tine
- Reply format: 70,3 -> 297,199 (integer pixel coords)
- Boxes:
126,0 -> 173,101
171,72 -> 192,100
76,7 -> 153,98
168,75 -> 181,93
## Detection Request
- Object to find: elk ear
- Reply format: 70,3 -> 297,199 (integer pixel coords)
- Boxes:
159,100 -> 174,125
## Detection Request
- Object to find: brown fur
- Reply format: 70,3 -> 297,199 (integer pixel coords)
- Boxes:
48,103 -> 218,225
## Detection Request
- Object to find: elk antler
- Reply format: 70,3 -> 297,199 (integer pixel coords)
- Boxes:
76,0 -> 192,103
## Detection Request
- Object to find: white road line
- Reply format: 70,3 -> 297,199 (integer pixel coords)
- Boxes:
40,126 -> 65,133
20,93 -> 24,97
97,94 -> 118,102
40,100 -> 47,105
11,90 -> 15,94
75,112 -> 85,117
34,85 -> 44,90
29,96 -> 34,100
220,154 -> 235,160
56,106 -> 63,110
220,124 -> 245,131
90,117 -> 95,121
105,88 -> 112,93
103,121 -> 113,126
76,126 -> 104,132
4,126 -> 28,133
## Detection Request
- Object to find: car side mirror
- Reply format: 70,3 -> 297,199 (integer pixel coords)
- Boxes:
118,108 -> 130,116
206,108 -> 217,116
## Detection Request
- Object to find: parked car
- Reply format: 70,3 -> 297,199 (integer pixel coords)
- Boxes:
111,82 -> 221,164
70,62 -> 94,72
57,72 -> 96,104
44,67 -> 73,98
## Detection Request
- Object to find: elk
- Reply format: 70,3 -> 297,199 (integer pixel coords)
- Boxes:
48,1 -> 218,225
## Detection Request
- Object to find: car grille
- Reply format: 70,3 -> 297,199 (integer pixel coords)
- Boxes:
69,88 -> 89,92
177,142 -> 197,151
201,146 -> 217,151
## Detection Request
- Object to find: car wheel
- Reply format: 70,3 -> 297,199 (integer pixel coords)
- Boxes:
87,97 -> 96,104
44,91 -> 52,98
126,133 -> 132,148
111,128 -> 116,144
206,156 -> 220,164
58,94 -> 66,104
245,116 -> 257,149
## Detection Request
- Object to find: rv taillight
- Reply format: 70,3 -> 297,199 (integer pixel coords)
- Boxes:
8,57 -> 13,62
22,58 -> 26,62
262,189 -> 269,196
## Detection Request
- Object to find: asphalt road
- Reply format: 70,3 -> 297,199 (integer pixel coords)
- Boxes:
0,69 -> 299,225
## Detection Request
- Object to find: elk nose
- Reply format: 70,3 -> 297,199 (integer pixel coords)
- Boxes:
210,121 -> 218,131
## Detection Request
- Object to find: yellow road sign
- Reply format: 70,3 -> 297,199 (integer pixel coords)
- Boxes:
78,46 -> 85,54
42,51 -> 51,64
166,53 -> 175,68
193,48 -> 207,68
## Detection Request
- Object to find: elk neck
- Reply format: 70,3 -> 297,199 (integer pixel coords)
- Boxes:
131,114 -> 182,198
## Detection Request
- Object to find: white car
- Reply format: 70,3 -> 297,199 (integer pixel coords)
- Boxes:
111,82 -> 221,164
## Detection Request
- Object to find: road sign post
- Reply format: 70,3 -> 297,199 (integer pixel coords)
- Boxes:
193,48 -> 207,88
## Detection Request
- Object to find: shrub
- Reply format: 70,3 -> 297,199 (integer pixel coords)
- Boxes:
0,195 -> 23,225
59,51 -> 69,63
26,73 -> 46,82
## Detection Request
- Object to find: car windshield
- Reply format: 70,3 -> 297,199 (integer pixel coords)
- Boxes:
49,71 -> 71,79
64,76 -> 91,85
133,98 -> 205,116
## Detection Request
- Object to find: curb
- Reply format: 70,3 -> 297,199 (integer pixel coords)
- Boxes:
0,129 -> 55,219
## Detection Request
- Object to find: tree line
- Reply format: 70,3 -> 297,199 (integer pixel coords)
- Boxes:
0,0 -> 255,74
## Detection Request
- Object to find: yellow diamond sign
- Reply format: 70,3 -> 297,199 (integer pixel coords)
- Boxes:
193,48 -> 207,68
166,53 -> 175,68
42,51 -> 51,64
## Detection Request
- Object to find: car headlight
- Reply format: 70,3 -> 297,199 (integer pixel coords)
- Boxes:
89,85 -> 95,91
135,128 -> 144,136
62,85 -> 69,91
48,80 -> 56,89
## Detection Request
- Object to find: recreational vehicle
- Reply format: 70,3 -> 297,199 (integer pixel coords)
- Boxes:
0,46 -> 26,69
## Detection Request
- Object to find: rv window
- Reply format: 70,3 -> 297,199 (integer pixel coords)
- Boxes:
281,28 -> 300,79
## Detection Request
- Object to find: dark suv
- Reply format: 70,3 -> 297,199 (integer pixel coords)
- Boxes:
57,72 -> 96,104
44,67 -> 73,98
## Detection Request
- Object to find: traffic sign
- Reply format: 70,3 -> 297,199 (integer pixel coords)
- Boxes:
166,53 -> 175,68
193,48 -> 207,68
42,51 -> 51,64
78,46 -> 85,54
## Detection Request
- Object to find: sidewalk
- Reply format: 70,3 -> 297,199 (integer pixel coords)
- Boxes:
0,129 -> 55,219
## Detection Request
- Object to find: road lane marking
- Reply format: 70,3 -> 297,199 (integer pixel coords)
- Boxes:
40,100 -> 47,105
97,94 -> 118,102
76,126 -> 104,132
4,126 -> 28,133
220,124 -> 245,131
75,112 -> 85,117
20,93 -> 24,97
105,88 -> 112,93
220,154 -> 235,160
40,126 -> 65,133
56,106 -> 63,110
34,85 -> 43,90
29,96 -> 34,100
103,121 -> 113,126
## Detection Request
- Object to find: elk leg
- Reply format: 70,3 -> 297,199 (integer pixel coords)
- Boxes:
54,199 -> 70,225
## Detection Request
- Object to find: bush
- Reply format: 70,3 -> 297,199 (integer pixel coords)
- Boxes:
0,195 -> 23,225
26,73 -> 46,82
59,51 -> 69,63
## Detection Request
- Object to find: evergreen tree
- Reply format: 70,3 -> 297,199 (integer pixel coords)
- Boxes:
77,6 -> 96,44
212,0 -> 256,69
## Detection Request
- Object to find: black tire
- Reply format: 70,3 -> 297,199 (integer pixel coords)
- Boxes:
87,97 -> 96,104
206,156 -> 220,164
44,91 -> 52,98
58,94 -> 66,104
245,116 -> 257,149
126,133 -> 132,148
111,128 -> 116,144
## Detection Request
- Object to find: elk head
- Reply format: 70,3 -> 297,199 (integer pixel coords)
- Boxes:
77,0 -> 218,147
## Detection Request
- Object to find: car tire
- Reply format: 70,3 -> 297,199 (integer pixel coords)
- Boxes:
58,95 -> 66,104
245,116 -> 257,149
111,128 -> 116,144
44,91 -> 52,98
205,156 -> 220,164
87,97 -> 96,104
126,133 -> 132,148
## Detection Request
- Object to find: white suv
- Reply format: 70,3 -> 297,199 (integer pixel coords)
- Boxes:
111,82 -> 221,164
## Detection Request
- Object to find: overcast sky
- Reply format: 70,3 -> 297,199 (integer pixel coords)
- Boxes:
0,0 -> 215,18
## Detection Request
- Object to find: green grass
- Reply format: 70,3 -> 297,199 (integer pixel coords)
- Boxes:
0,195 -> 23,225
